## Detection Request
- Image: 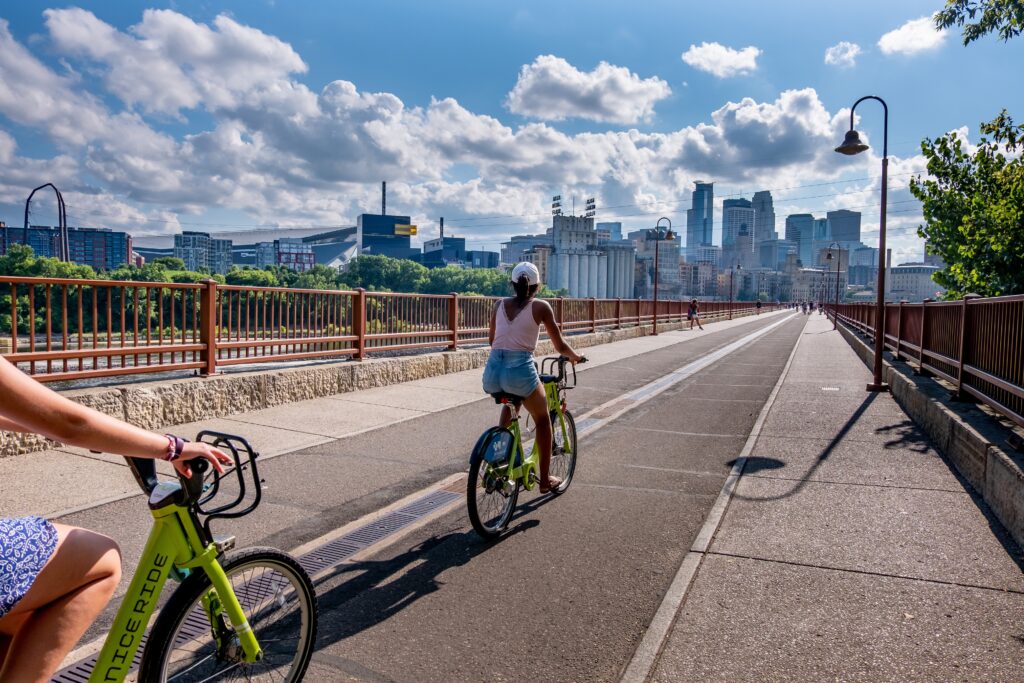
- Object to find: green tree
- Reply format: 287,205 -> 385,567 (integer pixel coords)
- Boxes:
910,110 -> 1024,297
225,267 -> 280,288
151,256 -> 186,270
935,0 -> 1024,44
338,255 -> 428,292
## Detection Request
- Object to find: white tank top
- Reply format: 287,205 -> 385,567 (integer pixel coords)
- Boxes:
492,299 -> 541,352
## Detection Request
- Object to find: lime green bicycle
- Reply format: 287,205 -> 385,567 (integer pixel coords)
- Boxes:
74,431 -> 317,682
467,355 -> 586,538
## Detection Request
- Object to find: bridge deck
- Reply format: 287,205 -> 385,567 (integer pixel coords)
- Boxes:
4,309 -> 1019,681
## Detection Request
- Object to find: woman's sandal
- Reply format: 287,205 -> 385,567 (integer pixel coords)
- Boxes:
539,476 -> 562,494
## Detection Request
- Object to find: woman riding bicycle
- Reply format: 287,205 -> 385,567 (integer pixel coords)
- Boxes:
0,356 -> 230,682
484,262 -> 582,493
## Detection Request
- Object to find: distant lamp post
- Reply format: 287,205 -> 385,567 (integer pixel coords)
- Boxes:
729,263 -> 742,319
651,217 -> 676,336
836,95 -> 889,392
825,241 -> 842,330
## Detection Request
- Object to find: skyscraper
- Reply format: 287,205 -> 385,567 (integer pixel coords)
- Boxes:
784,214 -> 815,266
826,210 -> 861,243
685,181 -> 714,256
722,198 -> 754,248
751,191 -> 777,245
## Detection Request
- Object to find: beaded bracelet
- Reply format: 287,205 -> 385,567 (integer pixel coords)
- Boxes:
164,434 -> 186,462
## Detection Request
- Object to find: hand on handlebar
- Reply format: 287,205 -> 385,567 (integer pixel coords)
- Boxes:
172,442 -> 232,479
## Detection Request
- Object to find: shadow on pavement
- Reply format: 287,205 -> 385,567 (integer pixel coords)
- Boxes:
875,420 -> 932,453
732,392 -> 878,502
311,515 -> 542,649
729,456 -> 785,474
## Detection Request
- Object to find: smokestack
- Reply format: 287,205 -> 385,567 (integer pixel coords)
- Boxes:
382,181 -> 386,216
440,217 -> 444,239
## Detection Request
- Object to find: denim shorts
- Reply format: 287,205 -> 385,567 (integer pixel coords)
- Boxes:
482,349 -> 541,398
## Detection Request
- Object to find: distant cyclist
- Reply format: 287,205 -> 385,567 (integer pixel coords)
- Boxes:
484,262 -> 582,493
0,356 -> 230,681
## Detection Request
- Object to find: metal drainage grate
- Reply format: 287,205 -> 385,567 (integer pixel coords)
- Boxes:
52,487 -> 461,682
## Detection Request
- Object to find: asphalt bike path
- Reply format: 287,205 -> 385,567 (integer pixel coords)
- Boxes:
299,316 -> 806,681
56,312 -> 801,670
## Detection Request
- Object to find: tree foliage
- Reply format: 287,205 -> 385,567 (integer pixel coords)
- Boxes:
910,110 -> 1024,297
936,0 -> 1024,44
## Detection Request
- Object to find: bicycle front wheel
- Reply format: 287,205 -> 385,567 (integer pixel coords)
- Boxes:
549,408 -> 578,494
140,547 -> 318,682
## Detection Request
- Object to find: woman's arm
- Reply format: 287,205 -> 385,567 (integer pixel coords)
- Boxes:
488,300 -> 499,346
0,357 -> 229,475
536,301 -> 582,362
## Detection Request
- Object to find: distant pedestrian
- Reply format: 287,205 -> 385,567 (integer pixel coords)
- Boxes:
755,300 -> 762,315
687,299 -> 704,330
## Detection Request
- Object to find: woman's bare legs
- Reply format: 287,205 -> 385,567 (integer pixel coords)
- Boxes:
520,386 -> 557,492
0,524 -> 121,683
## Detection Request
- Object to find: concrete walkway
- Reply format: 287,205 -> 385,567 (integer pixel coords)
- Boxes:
0,310 -> 785,520
647,313 -> 1024,681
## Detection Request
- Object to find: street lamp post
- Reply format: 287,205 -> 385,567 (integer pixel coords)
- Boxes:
836,95 -> 889,392
651,217 -> 676,336
729,263 -> 742,320
825,241 -> 842,330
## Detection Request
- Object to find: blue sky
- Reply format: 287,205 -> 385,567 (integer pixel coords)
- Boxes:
1,0 -> 1021,263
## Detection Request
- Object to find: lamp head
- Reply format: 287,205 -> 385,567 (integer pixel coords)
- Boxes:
826,250 -> 833,261
835,129 -> 869,156
665,229 -> 676,241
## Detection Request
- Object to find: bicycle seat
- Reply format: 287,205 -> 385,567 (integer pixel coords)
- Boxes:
539,374 -> 558,384
491,391 -> 524,405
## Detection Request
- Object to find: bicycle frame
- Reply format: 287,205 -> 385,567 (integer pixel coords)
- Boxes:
88,488 -> 262,683
498,380 -> 571,492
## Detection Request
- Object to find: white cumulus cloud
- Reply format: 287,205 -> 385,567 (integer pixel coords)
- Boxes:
0,8 -> 929,258
824,41 -> 861,67
681,42 -> 761,78
878,16 -> 947,55
505,55 -> 671,125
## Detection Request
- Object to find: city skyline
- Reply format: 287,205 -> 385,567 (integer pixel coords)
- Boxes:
1,1 -> 1022,266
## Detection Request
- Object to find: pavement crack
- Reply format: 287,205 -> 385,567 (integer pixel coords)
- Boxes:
742,473 -> 969,494
703,550 -> 1024,595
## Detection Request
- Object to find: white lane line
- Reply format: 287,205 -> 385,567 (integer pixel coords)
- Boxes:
573,314 -> 795,439
619,314 -> 806,683
514,314 -> 795,469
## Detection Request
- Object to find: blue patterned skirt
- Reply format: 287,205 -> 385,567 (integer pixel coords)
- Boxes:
1,516 -> 58,617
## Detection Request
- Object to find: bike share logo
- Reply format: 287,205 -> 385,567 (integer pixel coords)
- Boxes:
102,553 -> 169,680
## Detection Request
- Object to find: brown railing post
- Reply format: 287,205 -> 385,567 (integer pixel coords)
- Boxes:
449,292 -> 459,351
615,298 -> 622,329
590,298 -> 597,333
955,294 -> 979,400
918,298 -> 931,376
894,300 -> 904,361
199,279 -> 218,376
353,287 -> 367,361
556,297 -> 564,325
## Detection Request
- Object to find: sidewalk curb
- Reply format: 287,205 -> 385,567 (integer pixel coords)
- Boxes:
835,321 -> 1024,550
0,312 -> 775,459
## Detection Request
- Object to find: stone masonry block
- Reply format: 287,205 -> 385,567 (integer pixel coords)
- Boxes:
264,366 -> 340,406
985,446 -> 1024,549
351,358 -> 405,389
945,414 -> 989,492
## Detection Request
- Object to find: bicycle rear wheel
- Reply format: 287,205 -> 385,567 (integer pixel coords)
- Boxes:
548,408 -> 578,494
467,448 -> 520,539
140,547 -> 317,682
